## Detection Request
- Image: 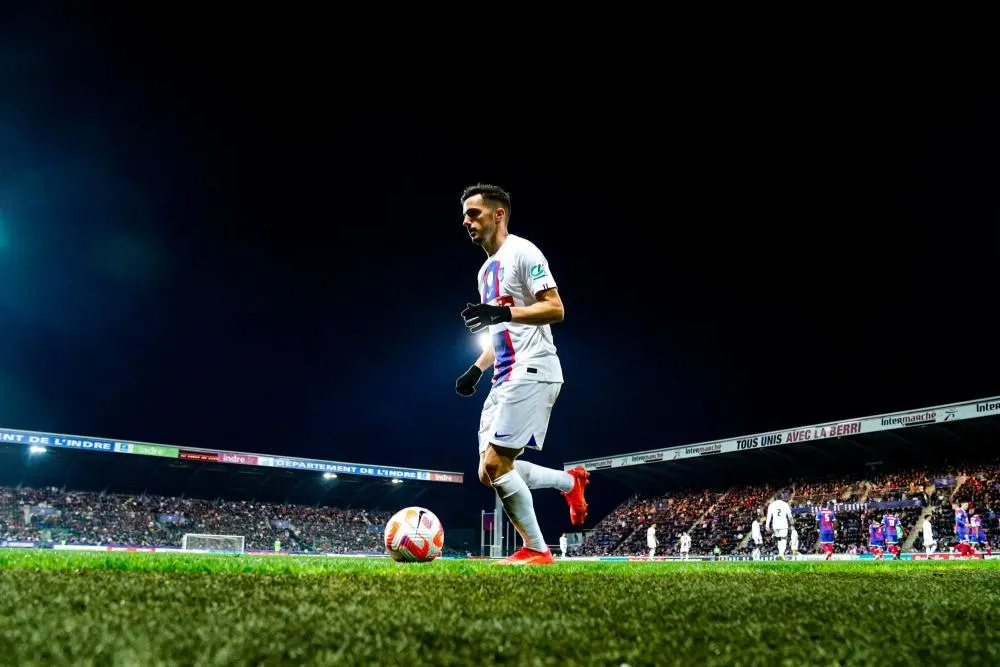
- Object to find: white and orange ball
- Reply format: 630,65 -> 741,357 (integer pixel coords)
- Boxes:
384,506 -> 444,562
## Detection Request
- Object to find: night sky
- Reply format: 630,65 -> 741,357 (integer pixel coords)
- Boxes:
2,12 -> 999,529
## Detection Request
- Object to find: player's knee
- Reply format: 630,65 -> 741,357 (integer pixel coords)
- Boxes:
477,464 -> 492,488
482,459 -> 504,483
481,444 -> 515,483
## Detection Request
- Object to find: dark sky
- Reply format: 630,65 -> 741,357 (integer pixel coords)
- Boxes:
2,12 -> 998,528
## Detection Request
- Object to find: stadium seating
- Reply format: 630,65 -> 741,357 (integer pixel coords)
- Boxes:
580,459 -> 1000,557
0,486 -> 392,553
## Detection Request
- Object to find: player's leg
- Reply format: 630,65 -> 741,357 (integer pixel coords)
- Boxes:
507,382 -> 582,500
482,442 -> 550,559
477,383 -> 560,564
502,382 -> 590,526
514,458 -> 574,491
776,529 -> 787,559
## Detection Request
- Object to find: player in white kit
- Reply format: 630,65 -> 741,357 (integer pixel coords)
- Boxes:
922,515 -> 936,555
766,497 -> 794,560
456,184 -> 590,566
751,514 -> 763,560
647,524 -> 658,558
679,532 -> 691,560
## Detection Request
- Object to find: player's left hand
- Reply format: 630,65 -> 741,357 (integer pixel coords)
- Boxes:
461,302 -> 511,334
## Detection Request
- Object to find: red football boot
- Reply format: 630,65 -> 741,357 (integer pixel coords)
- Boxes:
496,547 -> 555,566
562,466 -> 590,526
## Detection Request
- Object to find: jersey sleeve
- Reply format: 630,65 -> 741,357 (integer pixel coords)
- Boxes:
516,240 -> 558,296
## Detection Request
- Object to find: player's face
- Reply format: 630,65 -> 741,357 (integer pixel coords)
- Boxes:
463,194 -> 497,246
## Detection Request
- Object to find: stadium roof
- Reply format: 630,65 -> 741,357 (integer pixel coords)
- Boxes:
564,394 -> 1000,493
0,426 -> 464,510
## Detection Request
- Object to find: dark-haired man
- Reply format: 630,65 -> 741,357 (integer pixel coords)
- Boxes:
456,183 -> 590,566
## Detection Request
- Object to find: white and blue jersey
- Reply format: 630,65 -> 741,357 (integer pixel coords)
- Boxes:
477,234 -> 563,386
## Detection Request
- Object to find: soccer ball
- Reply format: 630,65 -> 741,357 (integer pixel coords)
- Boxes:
384,506 -> 444,562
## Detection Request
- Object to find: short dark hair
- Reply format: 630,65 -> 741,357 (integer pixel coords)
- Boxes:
461,183 -> 511,222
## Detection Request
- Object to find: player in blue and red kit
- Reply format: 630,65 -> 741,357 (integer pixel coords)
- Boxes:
969,513 -> 983,545
954,504 -> 971,557
882,512 -> 902,560
816,505 -> 837,560
869,519 -> 886,559
968,512 -> 990,556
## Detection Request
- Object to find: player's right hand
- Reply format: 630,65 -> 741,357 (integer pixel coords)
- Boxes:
455,365 -> 483,397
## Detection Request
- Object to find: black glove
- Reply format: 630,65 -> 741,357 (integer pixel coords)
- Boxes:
455,364 -> 483,396
461,302 -> 511,334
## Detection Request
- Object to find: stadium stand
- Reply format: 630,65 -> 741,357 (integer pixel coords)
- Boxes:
577,460 -> 999,557
0,429 -> 473,554
0,485 -> 392,553
570,395 -> 1000,558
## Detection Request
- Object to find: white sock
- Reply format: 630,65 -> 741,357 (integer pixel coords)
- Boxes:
493,470 -> 547,551
514,460 -> 574,492
778,539 -> 787,556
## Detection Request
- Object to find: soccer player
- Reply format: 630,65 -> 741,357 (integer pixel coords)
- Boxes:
456,184 -> 590,566
789,526 -> 800,560
882,512 -> 902,559
968,511 -> 985,555
922,515 -> 936,556
766,497 -> 793,560
953,503 -> 971,557
679,532 -> 691,561
559,533 -> 568,559
647,523 -> 658,559
750,513 -> 763,560
816,504 -> 837,560
868,518 -> 885,559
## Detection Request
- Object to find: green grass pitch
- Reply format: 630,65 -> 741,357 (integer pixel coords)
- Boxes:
0,549 -> 998,665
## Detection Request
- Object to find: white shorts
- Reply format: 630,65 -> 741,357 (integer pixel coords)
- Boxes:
478,381 -> 562,454
773,528 -> 788,539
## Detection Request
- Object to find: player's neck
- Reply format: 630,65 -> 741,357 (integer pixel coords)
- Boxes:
482,230 -> 509,257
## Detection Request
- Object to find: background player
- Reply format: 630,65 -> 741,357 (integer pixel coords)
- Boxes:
953,503 -> 970,557
789,526 -> 800,560
679,532 -> 691,561
750,513 -> 764,560
766,496 -> 793,560
647,523 -> 658,559
882,511 -> 902,560
456,184 -> 589,566
922,514 -> 936,556
968,511 -> 989,556
868,518 -> 885,559
816,503 -> 837,560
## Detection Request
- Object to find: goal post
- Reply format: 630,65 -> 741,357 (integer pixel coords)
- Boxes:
181,533 -> 246,553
